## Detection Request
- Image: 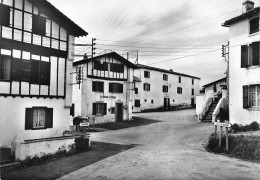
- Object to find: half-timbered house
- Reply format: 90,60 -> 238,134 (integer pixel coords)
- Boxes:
0,0 -> 87,147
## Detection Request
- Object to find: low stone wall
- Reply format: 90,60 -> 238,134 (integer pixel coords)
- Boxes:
14,136 -> 75,161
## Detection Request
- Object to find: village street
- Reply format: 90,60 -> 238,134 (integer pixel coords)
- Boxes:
59,109 -> 260,180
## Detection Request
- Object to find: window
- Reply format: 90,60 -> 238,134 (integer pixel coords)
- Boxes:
192,88 -> 194,95
179,76 -> 181,83
94,61 -> 108,71
92,81 -> 104,92
135,100 -> 140,107
12,58 -> 31,82
144,99 -> 147,102
110,63 -> 124,73
109,83 -> 123,93
249,17 -> 259,34
31,60 -> 50,85
143,83 -> 150,91
0,3 -> 10,27
32,14 -> 46,36
243,85 -> 260,108
177,87 -> 182,94
111,107 -> 115,114
163,74 -> 168,81
93,103 -> 107,116
241,43 -> 260,68
162,85 -> 168,93
25,107 -> 53,130
70,104 -> 75,116
192,79 -> 194,85
134,87 -> 138,94
0,55 -> 11,80
144,71 -> 150,78
151,100 -> 154,104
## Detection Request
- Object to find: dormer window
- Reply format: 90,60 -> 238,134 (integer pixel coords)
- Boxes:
249,17 -> 259,34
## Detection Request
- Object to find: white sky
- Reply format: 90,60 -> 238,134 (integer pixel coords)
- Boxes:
51,0 -> 260,87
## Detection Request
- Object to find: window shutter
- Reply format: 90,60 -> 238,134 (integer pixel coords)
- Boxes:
92,103 -> 96,115
148,84 -> 150,91
109,83 -> 113,92
31,60 -> 40,84
45,108 -> 53,128
103,103 -> 107,115
243,85 -> 249,108
0,4 -> 10,26
252,42 -> 260,66
241,45 -> 249,68
92,81 -> 96,91
25,108 -> 34,130
143,84 -> 145,90
119,84 -> 123,93
100,82 -> 104,92
40,61 -> 50,85
70,104 -> 75,116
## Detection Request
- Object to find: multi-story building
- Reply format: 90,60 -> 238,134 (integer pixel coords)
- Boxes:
223,0 -> 260,124
0,0 -> 87,147
133,64 -> 200,112
72,52 -> 137,124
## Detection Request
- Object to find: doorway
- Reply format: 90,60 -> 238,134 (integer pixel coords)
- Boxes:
164,98 -> 170,109
115,102 -> 123,121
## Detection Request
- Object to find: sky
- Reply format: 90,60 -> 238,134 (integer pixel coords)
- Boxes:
51,0 -> 260,87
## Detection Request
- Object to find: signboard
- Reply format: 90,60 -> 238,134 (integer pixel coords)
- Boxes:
100,95 -> 116,99
213,122 -> 231,128
80,122 -> 89,127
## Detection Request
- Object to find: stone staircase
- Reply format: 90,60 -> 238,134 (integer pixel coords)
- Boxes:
203,98 -> 220,122
0,148 -> 20,172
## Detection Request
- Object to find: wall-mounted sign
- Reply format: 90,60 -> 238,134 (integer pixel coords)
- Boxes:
100,95 -> 116,99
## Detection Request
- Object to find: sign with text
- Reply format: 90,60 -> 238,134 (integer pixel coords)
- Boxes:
100,95 -> 116,99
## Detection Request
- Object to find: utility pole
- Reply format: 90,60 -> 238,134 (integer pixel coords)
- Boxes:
92,38 -> 96,58
135,50 -> 139,64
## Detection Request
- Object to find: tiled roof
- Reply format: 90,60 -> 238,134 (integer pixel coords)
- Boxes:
137,64 -> 200,79
73,52 -> 138,68
222,7 -> 260,26
28,0 -> 88,37
202,77 -> 226,88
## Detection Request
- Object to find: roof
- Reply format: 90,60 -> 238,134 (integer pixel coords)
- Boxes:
137,64 -> 200,79
28,0 -> 88,37
222,7 -> 260,27
73,52 -> 138,68
202,77 -> 226,88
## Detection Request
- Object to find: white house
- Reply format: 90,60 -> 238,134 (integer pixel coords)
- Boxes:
72,52 -> 137,124
0,0 -> 87,147
133,64 -> 200,112
202,77 -> 227,96
222,0 -> 260,124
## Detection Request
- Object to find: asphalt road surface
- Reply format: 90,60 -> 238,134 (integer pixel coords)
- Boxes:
59,109 -> 260,180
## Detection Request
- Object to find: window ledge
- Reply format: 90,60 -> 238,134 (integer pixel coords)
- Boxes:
249,30 -> 260,37
249,107 -> 260,111
248,66 -> 260,69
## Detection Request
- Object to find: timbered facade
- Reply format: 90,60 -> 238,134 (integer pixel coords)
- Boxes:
72,52 -> 137,124
0,0 -> 87,147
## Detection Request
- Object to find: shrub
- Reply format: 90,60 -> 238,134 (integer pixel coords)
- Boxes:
231,123 -> 241,133
231,121 -> 260,133
75,135 -> 90,152
249,121 -> 260,131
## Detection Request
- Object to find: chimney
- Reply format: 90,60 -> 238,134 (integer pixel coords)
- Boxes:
242,0 -> 255,13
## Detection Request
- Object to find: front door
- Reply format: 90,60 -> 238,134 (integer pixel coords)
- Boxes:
164,98 -> 170,109
115,103 -> 123,121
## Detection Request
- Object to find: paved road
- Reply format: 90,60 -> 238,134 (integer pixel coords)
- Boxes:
59,110 -> 260,180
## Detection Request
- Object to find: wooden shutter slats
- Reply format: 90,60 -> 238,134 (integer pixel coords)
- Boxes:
241,45 -> 249,68
45,108 -> 53,128
25,108 -> 34,130
103,103 -> 107,115
92,103 -> 96,115
243,85 -> 249,108
0,4 -> 10,26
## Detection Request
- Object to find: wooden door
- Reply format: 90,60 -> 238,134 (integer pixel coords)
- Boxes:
115,103 -> 123,121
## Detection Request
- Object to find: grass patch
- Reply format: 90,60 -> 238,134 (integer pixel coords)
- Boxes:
1,142 -> 135,180
205,134 -> 260,163
91,117 -> 161,130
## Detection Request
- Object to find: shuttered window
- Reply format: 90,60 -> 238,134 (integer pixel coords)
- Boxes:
32,15 -> 46,36
177,87 -> 182,94
92,81 -> 104,92
162,85 -> 168,93
0,55 -> 11,80
241,45 -> 249,68
163,74 -> 168,81
252,42 -> 260,66
249,17 -> 259,34
192,88 -> 194,95
179,76 -> 181,83
92,103 -> 107,116
25,107 -> 53,130
144,71 -> 150,78
109,83 -> 123,93
70,104 -> 75,116
135,100 -> 140,107
134,87 -> 138,94
0,3 -> 10,27
243,85 -> 249,108
143,83 -> 150,91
